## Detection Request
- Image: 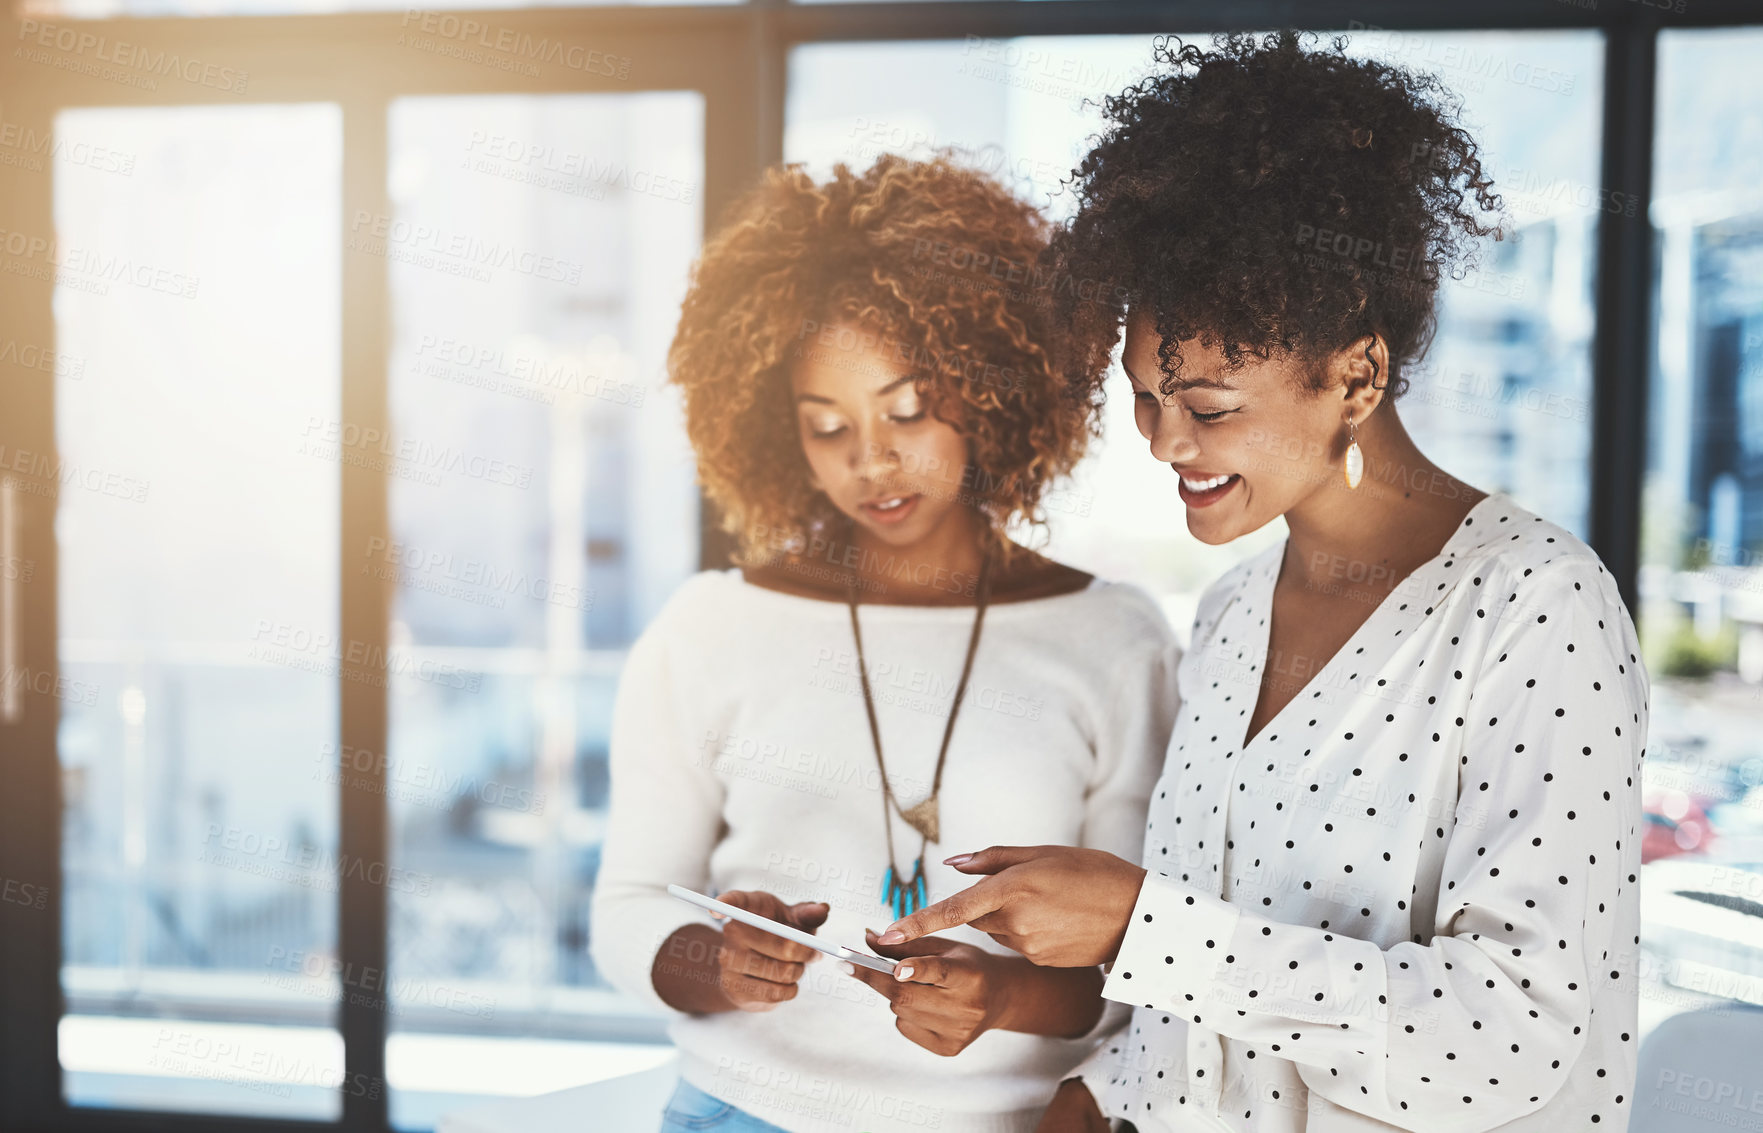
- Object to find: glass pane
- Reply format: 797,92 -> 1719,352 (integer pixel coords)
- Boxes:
786,31 -> 1603,628
1636,26 -> 1763,1043
382,91 -> 702,1130
1347,29 -> 1603,540
54,103 -> 345,1119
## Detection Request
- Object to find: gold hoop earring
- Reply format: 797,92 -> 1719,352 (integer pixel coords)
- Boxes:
1344,418 -> 1364,490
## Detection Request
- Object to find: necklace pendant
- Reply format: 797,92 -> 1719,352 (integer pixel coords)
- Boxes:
900,797 -> 940,843
884,858 -> 929,919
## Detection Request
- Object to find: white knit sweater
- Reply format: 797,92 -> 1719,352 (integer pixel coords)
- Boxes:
591,567 -> 1182,1133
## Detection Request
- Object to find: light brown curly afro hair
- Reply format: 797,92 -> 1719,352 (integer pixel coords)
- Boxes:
667,151 -> 1096,570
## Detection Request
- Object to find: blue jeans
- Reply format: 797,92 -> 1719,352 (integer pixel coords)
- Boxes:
657,1078 -> 791,1133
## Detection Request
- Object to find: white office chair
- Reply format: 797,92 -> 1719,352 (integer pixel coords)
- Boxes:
436,1054 -> 679,1133
1629,1004 -> 1763,1131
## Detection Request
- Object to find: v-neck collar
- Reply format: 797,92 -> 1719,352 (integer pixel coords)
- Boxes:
1234,491 -> 1509,752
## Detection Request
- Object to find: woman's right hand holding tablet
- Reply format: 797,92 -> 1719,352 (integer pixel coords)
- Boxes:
710,890 -> 831,1011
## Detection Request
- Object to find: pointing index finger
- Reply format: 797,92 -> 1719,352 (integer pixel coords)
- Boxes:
874,877 -> 1005,945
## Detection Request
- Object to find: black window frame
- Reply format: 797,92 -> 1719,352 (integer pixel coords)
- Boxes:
2,1 -> 1759,1130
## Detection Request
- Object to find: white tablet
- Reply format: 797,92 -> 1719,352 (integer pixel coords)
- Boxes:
667,884 -> 898,974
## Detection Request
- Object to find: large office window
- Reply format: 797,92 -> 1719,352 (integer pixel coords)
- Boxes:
5,6 -> 1763,1133
52,103 -> 345,1119
1635,26 -> 1763,1033
380,90 -> 702,1128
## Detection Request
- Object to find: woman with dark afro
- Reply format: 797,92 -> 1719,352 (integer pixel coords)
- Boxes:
872,32 -> 1648,1133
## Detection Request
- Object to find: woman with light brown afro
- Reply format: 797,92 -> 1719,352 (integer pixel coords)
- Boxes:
670,151 -> 1100,590
592,152 -> 1184,1133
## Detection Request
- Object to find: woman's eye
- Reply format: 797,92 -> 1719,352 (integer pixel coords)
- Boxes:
808,423 -> 846,438
888,410 -> 926,424
1190,408 -> 1233,424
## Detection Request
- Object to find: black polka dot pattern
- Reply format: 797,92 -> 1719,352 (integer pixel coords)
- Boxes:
1071,493 -> 1649,1131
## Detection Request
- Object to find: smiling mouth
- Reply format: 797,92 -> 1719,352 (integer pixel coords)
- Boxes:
861,494 -> 914,512
1175,471 -> 1241,510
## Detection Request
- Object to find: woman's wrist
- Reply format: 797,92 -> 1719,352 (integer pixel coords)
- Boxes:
993,954 -> 1104,1038
983,951 -> 1025,1034
651,922 -> 736,1014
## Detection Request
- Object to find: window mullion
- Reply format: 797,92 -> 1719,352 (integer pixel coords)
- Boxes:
338,90 -> 392,1133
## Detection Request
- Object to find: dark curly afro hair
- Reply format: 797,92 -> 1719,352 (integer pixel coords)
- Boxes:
1045,29 -> 1505,403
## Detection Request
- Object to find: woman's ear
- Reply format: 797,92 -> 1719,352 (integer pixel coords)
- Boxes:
1334,334 -> 1389,423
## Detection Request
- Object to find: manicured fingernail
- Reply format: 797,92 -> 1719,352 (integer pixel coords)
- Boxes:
895,965 -> 913,981
875,929 -> 907,945
943,852 -> 974,866
841,962 -> 856,976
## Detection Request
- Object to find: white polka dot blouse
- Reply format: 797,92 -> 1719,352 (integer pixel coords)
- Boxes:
1071,490 -> 1650,1132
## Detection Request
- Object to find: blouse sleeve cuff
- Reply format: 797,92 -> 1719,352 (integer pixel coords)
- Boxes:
1101,871 -> 1241,1010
